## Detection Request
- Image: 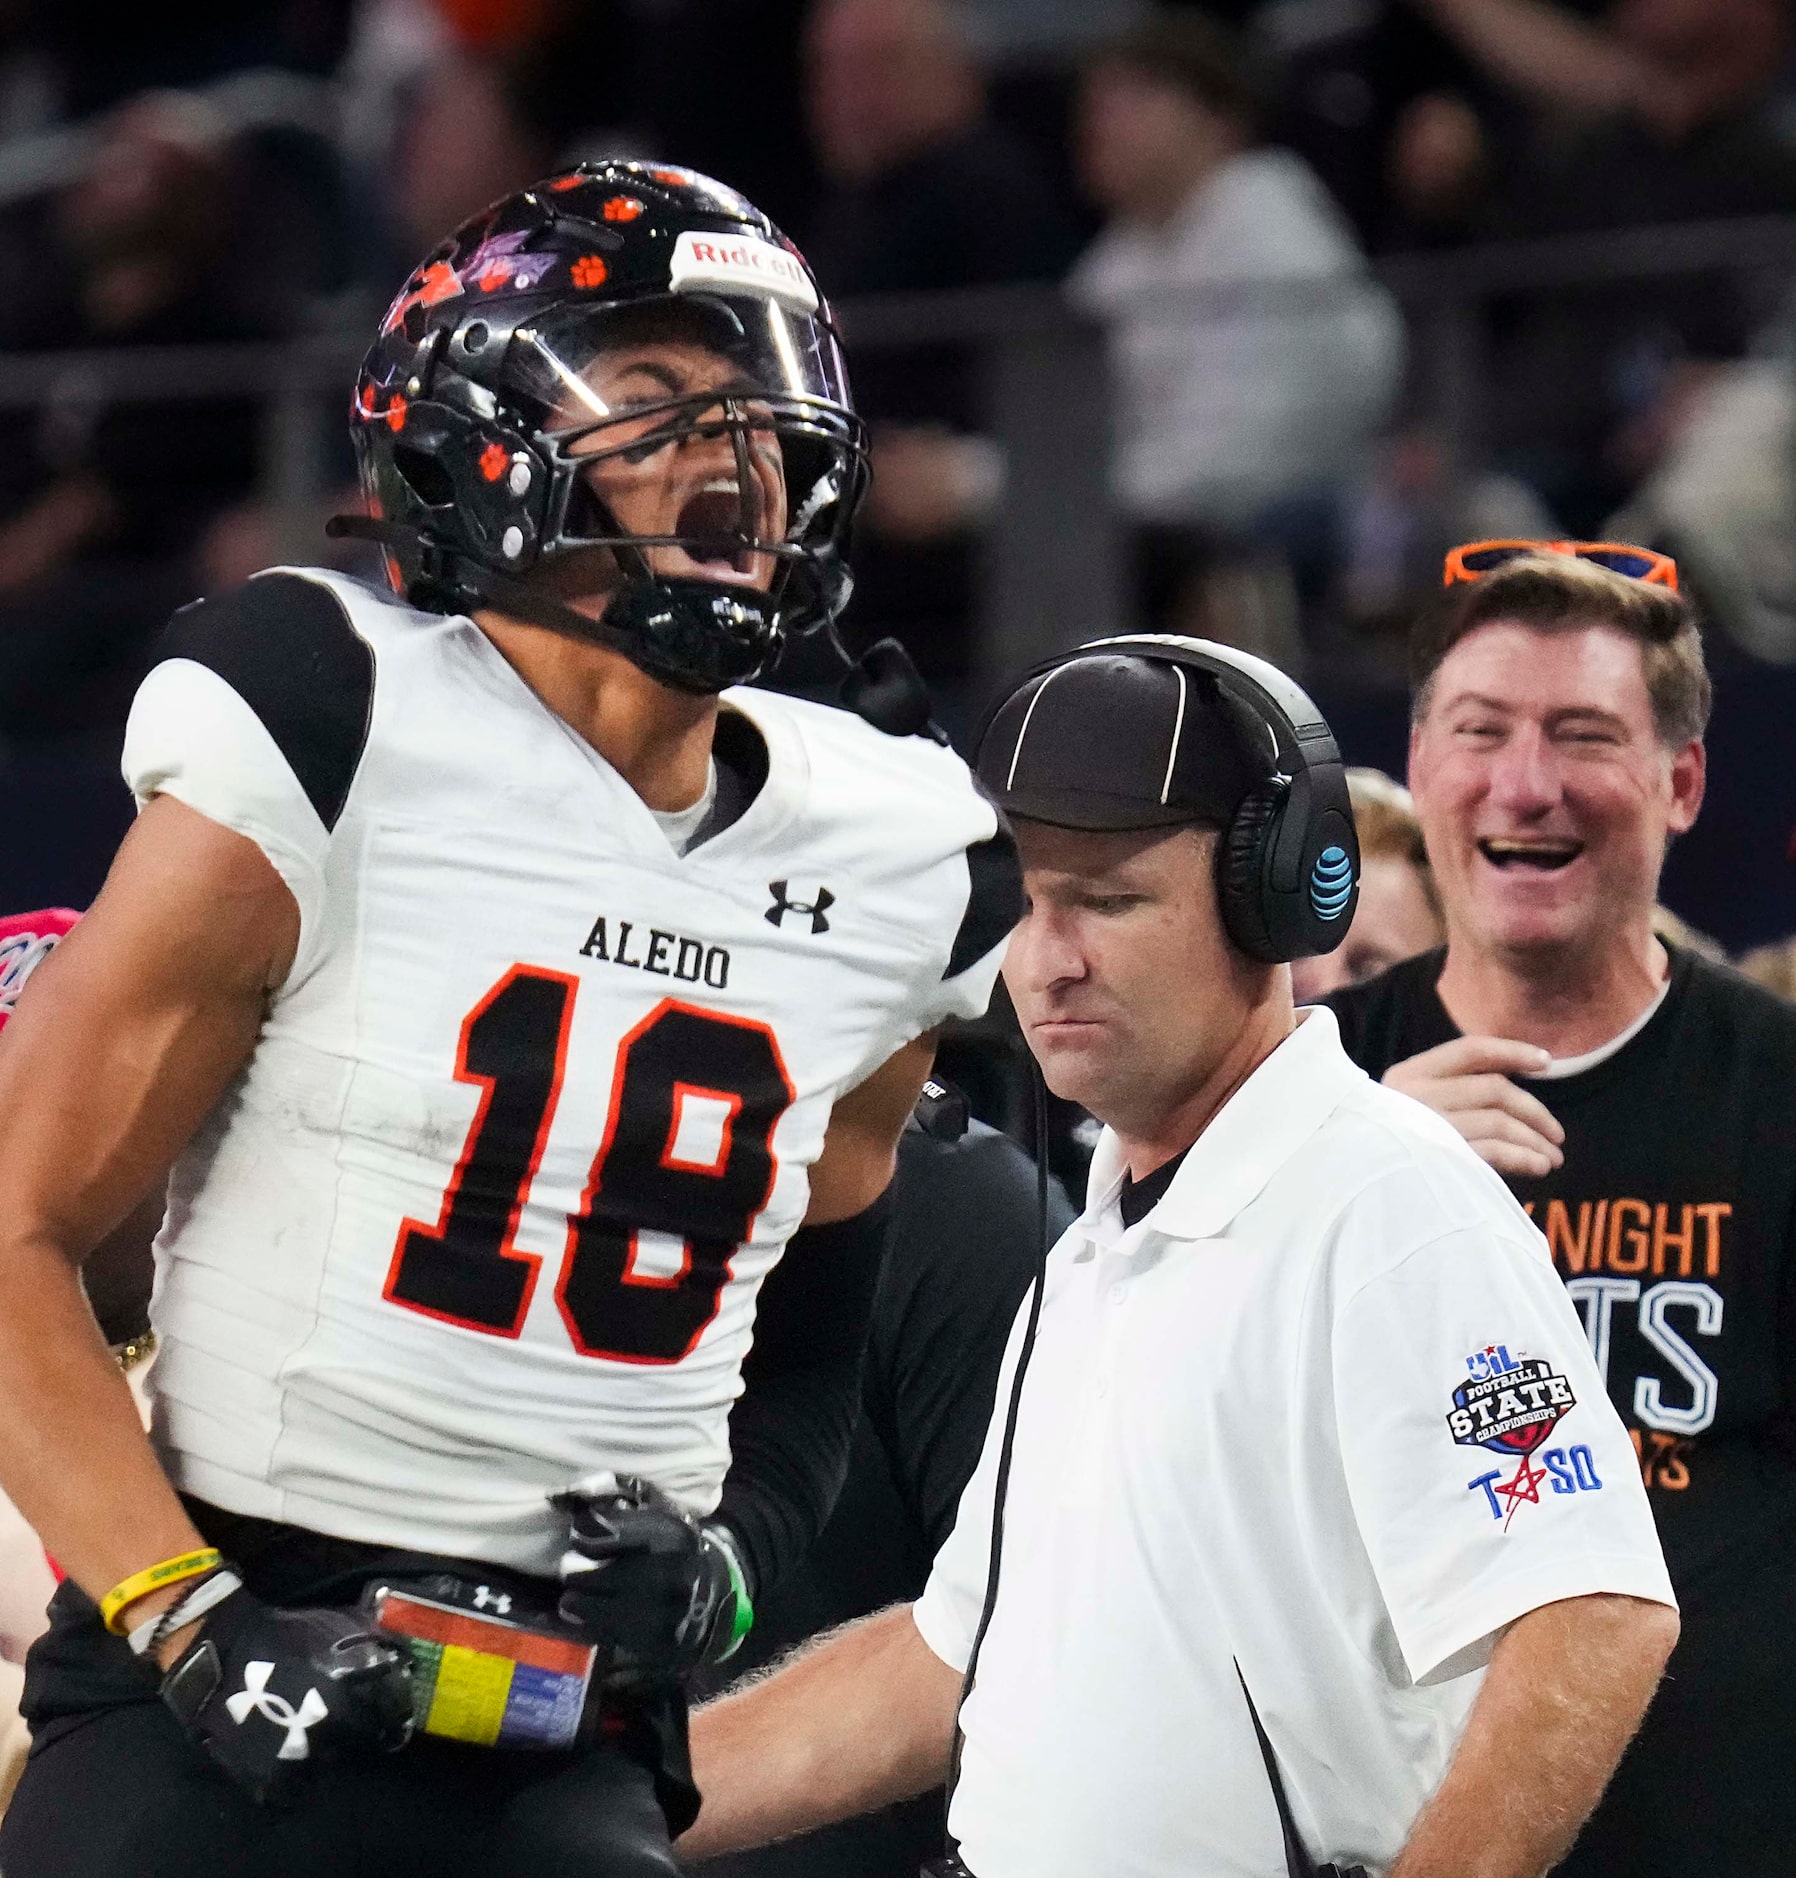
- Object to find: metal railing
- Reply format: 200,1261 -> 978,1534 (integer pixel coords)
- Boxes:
0,68 -> 340,211
1,212 -> 1792,692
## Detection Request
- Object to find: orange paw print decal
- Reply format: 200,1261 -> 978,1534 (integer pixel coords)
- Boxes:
479,442 -> 509,482
602,196 -> 643,222
571,254 -> 609,288
386,395 -> 407,432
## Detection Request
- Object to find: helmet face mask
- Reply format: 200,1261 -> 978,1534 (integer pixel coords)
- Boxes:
524,294 -> 852,605
350,163 -> 868,694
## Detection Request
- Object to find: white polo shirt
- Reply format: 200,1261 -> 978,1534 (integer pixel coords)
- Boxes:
914,1007 -> 1673,1878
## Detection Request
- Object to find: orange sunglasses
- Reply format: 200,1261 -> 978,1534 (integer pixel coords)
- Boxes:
1442,538 -> 1679,592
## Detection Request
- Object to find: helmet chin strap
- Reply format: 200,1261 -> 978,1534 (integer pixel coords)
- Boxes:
326,514 -> 937,736
326,514 -> 774,695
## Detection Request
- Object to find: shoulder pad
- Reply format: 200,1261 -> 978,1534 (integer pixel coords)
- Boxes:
158,573 -> 375,832
840,637 -> 942,742
943,819 -> 1024,981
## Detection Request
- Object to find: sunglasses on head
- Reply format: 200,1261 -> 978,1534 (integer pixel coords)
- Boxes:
1442,539 -> 1679,592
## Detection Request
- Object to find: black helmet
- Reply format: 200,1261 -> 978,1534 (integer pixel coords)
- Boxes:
341,160 -> 869,694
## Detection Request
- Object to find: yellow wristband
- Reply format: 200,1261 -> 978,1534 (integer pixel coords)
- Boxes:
99,1549 -> 223,1635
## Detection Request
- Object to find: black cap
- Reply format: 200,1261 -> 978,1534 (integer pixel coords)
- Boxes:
976,653 -> 1270,832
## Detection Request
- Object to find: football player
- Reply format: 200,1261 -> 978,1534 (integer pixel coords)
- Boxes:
0,163 -> 1019,1878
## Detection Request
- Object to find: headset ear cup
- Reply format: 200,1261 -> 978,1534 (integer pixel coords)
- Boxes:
1218,787 -> 1286,964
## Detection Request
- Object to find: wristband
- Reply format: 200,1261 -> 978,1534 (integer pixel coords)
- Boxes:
100,1548 -> 223,1635
127,1567 -> 242,1658
705,1525 -> 754,1660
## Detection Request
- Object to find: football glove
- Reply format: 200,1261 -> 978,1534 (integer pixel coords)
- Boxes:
551,1473 -> 751,1691
159,1580 -> 415,1804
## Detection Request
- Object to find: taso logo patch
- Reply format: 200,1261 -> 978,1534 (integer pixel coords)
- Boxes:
669,230 -> 818,314
1449,1344 -> 1591,1527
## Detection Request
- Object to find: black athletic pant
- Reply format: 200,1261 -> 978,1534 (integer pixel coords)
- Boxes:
0,1502 -> 692,1878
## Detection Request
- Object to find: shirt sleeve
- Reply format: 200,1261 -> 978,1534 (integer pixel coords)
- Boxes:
1334,1219 -> 1676,1686
119,574 -> 375,977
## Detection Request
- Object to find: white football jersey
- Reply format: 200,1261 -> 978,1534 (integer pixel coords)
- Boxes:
121,568 -> 1016,1573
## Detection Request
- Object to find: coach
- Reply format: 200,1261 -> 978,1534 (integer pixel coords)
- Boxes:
1328,544 -> 1796,1877
678,639 -> 1677,1878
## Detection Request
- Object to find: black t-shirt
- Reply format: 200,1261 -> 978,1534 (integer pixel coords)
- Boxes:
1119,1145 -> 1189,1230
1328,944 -> 1796,1596
699,1117 -> 1074,1878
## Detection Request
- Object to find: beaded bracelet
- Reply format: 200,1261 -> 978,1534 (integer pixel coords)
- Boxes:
126,1568 -> 242,1659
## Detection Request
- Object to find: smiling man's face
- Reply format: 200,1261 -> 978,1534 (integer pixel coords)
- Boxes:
1408,619 -> 1705,965
550,338 -> 787,607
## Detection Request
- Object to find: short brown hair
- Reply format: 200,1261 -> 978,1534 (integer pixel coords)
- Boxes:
1410,554 -> 1711,747
1096,9 -> 1268,131
1347,767 -> 1442,925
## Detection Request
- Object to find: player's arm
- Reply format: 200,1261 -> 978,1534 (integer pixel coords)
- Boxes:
556,1035 -> 941,1682
803,1029 -> 939,1225
0,794 -> 296,1642
1389,1592 -> 1678,1878
679,1601 -> 960,1862
708,1032 -> 937,1601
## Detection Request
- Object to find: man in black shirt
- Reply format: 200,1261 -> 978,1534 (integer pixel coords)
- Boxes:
699,1088 -> 1072,1878
1328,544 -> 1796,1877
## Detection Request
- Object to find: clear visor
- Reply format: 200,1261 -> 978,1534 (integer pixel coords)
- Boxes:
505,292 -> 861,571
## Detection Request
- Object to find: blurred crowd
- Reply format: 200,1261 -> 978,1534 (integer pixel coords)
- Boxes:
5,3 -> 1796,1827
5,0 -> 1796,938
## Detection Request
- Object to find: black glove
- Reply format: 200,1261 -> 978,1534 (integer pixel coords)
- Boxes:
159,1580 -> 415,1804
551,1474 -> 749,1692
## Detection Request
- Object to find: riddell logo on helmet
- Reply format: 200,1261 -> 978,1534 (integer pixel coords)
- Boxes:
669,229 -> 818,314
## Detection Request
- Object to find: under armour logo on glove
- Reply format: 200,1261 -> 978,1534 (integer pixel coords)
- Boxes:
765,881 -> 834,933
225,1660 -> 329,1761
160,1580 -> 414,1805
471,1585 -> 512,1614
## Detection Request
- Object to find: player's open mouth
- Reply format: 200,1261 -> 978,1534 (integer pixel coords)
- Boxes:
1477,838 -> 1583,871
676,479 -> 754,574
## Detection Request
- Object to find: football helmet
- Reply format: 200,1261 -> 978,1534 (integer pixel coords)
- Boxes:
342,161 -> 869,695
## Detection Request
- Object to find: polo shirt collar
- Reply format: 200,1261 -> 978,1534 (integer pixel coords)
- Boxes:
1082,1006 -> 1366,1244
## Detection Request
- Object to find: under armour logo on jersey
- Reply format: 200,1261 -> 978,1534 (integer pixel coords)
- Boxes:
225,1660 -> 329,1761
765,881 -> 834,934
472,1585 -> 512,1615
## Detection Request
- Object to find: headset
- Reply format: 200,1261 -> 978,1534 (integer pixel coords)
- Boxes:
985,633 -> 1361,964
